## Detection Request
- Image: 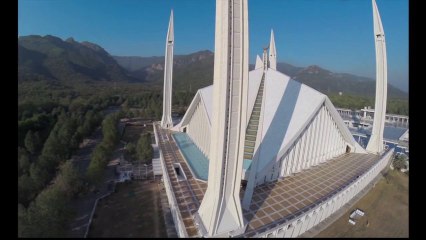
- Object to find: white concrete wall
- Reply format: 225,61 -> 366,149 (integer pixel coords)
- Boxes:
255,105 -> 350,186
252,149 -> 393,238
186,99 -> 211,159
153,123 -> 188,238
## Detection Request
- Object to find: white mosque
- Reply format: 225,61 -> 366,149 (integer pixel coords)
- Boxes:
154,0 -> 394,238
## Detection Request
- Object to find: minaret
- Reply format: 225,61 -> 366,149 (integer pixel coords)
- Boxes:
366,0 -> 387,154
255,55 -> 263,69
195,0 -> 249,237
269,29 -> 277,70
161,10 -> 174,129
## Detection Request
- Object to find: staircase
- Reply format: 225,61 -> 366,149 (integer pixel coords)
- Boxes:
243,73 -> 266,168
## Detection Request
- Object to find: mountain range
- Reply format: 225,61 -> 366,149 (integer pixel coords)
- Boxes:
18,35 -> 132,84
18,35 -> 407,98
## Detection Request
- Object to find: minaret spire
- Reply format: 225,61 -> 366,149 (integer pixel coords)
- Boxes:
196,0 -> 249,237
269,29 -> 277,70
161,10 -> 174,128
366,0 -> 387,154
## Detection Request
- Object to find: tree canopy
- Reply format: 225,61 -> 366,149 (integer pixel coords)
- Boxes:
136,133 -> 153,164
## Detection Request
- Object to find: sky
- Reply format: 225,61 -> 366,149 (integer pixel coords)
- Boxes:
18,0 -> 408,92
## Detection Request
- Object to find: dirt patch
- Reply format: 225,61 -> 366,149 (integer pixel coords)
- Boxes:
87,180 -> 167,238
316,170 -> 408,238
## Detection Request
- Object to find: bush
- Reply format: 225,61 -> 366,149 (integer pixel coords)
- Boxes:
393,154 -> 408,170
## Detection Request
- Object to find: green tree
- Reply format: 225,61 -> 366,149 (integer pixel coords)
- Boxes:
18,147 -> 31,175
18,203 -> 28,237
18,174 -> 35,205
126,142 -> 136,161
136,133 -> 153,164
29,162 -> 49,192
86,155 -> 104,185
393,154 -> 408,170
86,112 -> 120,184
21,185 -> 73,237
54,161 -> 83,197
24,130 -> 41,154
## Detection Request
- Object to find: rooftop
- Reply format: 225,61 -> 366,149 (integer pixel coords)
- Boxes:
172,132 -> 252,181
156,123 -> 381,237
242,153 -> 380,237
350,126 -> 408,142
183,68 -> 362,175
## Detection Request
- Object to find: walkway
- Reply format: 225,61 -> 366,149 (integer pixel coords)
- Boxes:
155,123 -> 207,237
241,153 -> 380,237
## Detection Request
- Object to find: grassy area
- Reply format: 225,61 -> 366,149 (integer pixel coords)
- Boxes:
87,181 -> 167,238
316,169 -> 408,238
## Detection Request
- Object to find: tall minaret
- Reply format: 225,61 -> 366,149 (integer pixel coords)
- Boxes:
196,0 -> 249,237
269,29 -> 277,70
366,0 -> 387,154
161,10 -> 174,129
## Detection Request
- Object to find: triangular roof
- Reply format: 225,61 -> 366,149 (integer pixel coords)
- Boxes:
178,68 -> 366,172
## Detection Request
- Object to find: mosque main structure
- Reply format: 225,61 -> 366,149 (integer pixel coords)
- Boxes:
154,0 -> 394,237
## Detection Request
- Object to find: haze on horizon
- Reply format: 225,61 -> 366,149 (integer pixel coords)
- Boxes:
18,0 -> 408,92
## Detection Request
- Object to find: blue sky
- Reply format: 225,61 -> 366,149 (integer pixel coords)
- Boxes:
18,0 -> 408,92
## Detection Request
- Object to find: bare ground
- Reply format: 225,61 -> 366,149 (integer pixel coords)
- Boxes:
87,180 -> 168,238
316,170 -> 408,238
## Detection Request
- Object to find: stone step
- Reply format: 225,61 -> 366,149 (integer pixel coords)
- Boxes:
246,135 -> 256,141
247,125 -> 258,131
244,75 -> 265,159
244,147 -> 254,154
245,141 -> 256,147
246,130 -> 257,135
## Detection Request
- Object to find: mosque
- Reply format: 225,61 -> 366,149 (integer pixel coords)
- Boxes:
154,0 -> 394,237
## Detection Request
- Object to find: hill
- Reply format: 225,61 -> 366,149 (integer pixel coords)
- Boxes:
116,52 -> 407,98
114,50 -> 214,91
17,34 -> 407,99
290,65 -> 406,98
18,35 -> 132,84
